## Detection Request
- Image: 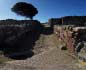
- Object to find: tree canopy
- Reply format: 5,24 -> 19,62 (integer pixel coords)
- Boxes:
11,2 -> 38,20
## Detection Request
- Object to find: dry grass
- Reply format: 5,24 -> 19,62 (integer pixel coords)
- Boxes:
0,56 -> 12,64
51,34 -> 65,48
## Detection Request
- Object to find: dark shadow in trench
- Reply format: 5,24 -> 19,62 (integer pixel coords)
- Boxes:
0,22 -> 53,60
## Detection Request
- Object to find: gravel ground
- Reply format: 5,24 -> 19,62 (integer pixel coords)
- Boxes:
0,34 -> 84,70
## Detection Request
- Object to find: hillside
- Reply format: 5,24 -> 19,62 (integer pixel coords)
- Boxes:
49,16 -> 86,26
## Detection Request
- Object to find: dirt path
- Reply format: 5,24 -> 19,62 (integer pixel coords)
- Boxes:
0,34 -> 79,70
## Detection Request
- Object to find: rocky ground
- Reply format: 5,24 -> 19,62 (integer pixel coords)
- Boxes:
0,34 -> 85,70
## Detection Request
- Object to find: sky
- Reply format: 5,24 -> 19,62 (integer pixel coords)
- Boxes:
0,0 -> 86,22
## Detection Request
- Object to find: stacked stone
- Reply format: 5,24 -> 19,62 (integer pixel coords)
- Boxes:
73,28 -> 86,63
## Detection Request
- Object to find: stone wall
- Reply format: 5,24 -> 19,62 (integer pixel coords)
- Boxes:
54,26 -> 86,55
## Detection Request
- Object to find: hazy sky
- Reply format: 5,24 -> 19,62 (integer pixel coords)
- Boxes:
0,0 -> 86,22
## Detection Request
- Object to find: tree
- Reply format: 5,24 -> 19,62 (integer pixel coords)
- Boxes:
11,2 -> 38,20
